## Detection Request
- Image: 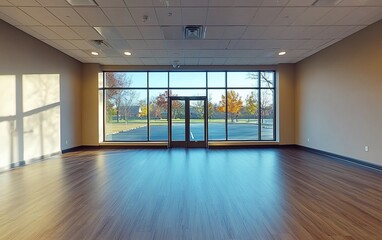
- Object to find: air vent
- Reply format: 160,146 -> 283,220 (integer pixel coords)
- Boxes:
184,25 -> 206,40
66,0 -> 97,6
90,40 -> 111,49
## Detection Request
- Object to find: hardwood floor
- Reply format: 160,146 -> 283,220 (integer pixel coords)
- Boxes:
0,147 -> 381,240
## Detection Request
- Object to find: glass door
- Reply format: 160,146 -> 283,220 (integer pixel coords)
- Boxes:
168,97 -> 207,148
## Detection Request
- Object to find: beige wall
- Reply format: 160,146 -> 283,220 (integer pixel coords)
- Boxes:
296,20 -> 382,166
0,20 -> 82,170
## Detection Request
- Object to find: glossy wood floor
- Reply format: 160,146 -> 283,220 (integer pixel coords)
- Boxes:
0,147 -> 381,240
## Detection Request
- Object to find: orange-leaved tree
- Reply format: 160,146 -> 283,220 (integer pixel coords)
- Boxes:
218,90 -> 243,122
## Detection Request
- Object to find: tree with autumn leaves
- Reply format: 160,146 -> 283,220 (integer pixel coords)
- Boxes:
218,90 -> 243,122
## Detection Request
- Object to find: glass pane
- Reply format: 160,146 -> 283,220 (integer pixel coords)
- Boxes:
169,72 -> 206,88
149,72 -> 168,88
170,89 -> 206,97
227,72 -> 259,88
149,89 -> 168,141
105,72 -> 147,88
208,72 -> 225,88
189,100 -> 205,141
207,89 -> 226,140
261,89 -> 274,140
227,89 -> 259,140
105,89 -> 148,141
260,71 -> 274,88
171,100 -> 185,141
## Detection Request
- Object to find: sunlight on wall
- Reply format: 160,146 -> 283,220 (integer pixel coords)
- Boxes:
23,74 -> 61,162
0,75 -> 17,169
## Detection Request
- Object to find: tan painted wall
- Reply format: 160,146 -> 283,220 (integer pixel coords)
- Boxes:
277,64 -> 295,144
82,63 -> 102,146
0,20 -> 82,170
296,20 -> 382,166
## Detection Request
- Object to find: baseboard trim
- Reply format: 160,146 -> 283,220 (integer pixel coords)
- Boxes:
297,145 -> 382,172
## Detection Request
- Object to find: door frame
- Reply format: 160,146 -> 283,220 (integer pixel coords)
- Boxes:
168,96 -> 208,148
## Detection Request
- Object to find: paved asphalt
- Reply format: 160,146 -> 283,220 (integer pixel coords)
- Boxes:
106,123 -> 274,142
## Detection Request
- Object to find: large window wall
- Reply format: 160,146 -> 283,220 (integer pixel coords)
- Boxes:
102,71 -> 275,142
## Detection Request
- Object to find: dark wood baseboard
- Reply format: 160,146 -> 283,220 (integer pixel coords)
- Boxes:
297,145 -> 382,172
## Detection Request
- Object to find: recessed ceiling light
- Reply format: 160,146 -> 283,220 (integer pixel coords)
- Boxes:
124,51 -> 132,56
65,0 -> 97,6
278,51 -> 286,56
91,51 -> 99,56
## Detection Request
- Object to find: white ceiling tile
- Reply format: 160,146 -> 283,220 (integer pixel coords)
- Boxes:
337,0 -> 382,6
261,0 -> 289,6
263,26 -> 285,39
155,7 -> 182,25
129,8 -> 159,25
150,50 -> 167,57
153,0 -> 181,7
74,7 -> 112,26
127,40 -> 148,49
182,7 -> 207,25
139,26 -> 164,39
212,58 -> 227,65
94,26 -> 124,39
234,0 -> 263,7
16,25 -> 45,38
287,0 -> 316,6
300,39 -> 330,49
0,11 -> 23,25
8,0 -> 40,6
292,7 -> 331,25
226,49 -> 263,57
339,25 -> 366,38
20,7 -> 64,25
96,0 -> 126,7
47,7 -> 88,26
272,7 -> 307,25
0,0 -> 12,6
49,26 -> 81,39
30,26 -> 62,39
68,39 -> 95,49
312,25 -> 358,39
165,40 -> 187,49
107,39 -> 130,49
126,58 -> 143,65
123,0 -> 153,7
36,0 -> 69,6
0,7 -> 41,25
184,58 -> 200,65
206,7 -> 256,25
52,39 -> 78,49
102,7 -> 135,26
161,26 -> 183,40
181,0 -> 208,7
141,58 -> 158,65
336,7 -> 382,25
251,7 -> 281,25
117,26 -> 142,39
67,49 -> 91,58
133,50 -> 153,57
146,40 -> 166,49
200,40 -> 230,49
155,58 -> 171,64
209,0 -> 233,7
315,7 -> 355,25
71,26 -> 102,39
198,58 -> 214,65
205,26 -> 246,39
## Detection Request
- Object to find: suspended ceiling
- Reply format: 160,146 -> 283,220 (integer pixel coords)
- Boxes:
0,0 -> 381,66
